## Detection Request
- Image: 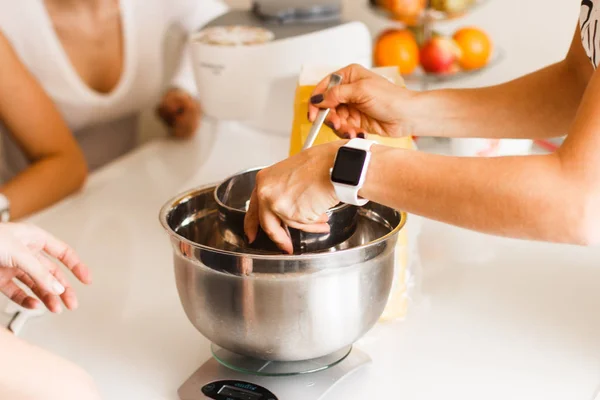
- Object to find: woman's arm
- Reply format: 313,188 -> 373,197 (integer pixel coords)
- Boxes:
246,39 -> 600,250
0,327 -> 101,400
0,33 -> 87,220
408,25 -> 593,139
311,25 -> 593,141
361,63 -> 600,245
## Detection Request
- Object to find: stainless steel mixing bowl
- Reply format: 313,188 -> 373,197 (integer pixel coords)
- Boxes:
159,183 -> 406,362
214,167 -> 359,255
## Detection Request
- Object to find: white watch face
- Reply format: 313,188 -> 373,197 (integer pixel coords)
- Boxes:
331,147 -> 368,187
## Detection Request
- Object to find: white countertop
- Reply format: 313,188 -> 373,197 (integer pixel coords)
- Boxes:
6,120 -> 600,400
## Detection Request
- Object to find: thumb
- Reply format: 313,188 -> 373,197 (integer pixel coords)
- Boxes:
244,190 -> 260,243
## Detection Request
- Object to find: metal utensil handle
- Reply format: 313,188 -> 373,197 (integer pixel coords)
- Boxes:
302,73 -> 343,151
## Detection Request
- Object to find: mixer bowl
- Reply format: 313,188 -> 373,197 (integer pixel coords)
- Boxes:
159,183 -> 406,362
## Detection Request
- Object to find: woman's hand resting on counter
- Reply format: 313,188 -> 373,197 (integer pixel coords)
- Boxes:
308,64 -> 416,139
0,223 -> 91,313
156,88 -> 202,139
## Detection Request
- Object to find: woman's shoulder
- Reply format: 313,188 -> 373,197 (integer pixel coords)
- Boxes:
0,29 -> 22,67
0,1 -> 44,54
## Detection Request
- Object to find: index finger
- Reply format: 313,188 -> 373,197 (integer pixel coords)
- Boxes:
308,64 -> 371,121
36,229 -> 92,285
260,210 -> 293,255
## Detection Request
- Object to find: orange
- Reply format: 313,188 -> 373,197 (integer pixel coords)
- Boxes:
374,29 -> 420,75
382,0 -> 426,21
452,27 -> 492,70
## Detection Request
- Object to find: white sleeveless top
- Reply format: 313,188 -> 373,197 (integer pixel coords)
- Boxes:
581,0 -> 600,68
0,0 -> 227,180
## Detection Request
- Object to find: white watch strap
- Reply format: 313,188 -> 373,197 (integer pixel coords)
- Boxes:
347,138 -> 376,151
333,138 -> 376,206
336,184 -> 369,206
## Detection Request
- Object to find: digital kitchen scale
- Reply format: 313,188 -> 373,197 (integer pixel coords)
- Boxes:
178,345 -> 371,400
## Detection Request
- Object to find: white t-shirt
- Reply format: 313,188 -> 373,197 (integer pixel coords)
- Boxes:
581,0 -> 600,68
0,0 -> 228,179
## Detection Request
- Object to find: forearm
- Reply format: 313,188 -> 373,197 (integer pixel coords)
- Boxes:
410,60 -> 587,139
0,328 -> 101,400
1,154 -> 87,220
361,145 -> 589,244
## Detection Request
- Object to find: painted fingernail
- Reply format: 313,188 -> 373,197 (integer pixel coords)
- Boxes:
52,280 -> 65,295
343,133 -> 351,139
310,94 -> 324,104
357,133 -> 366,139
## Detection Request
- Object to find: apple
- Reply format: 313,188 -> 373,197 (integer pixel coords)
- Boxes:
419,36 -> 462,74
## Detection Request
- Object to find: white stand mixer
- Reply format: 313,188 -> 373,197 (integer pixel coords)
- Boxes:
189,0 -> 372,135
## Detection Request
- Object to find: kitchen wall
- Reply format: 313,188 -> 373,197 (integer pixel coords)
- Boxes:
140,0 -> 581,142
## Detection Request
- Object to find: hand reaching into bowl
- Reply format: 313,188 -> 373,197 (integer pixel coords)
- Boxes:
307,64 -> 416,139
245,64 -> 420,253
0,223 -> 91,313
244,143 -> 345,254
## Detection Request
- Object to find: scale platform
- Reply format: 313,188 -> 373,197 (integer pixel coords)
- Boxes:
178,345 -> 371,400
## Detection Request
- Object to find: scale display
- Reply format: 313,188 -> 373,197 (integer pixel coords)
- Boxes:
201,380 -> 277,400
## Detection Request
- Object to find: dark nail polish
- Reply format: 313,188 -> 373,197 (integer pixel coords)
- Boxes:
357,133 -> 366,139
310,94 -> 324,104
343,133 -> 351,139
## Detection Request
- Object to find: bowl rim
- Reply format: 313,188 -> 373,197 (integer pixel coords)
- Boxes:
213,166 -> 352,215
159,182 -> 407,261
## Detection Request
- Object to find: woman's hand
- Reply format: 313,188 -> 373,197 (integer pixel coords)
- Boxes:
244,142 -> 344,254
308,64 -> 415,139
156,88 -> 202,139
0,223 -> 91,313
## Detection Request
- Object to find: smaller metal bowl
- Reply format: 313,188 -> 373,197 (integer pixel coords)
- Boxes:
214,167 -> 359,254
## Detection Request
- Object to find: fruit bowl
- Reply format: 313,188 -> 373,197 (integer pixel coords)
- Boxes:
403,45 -> 505,83
369,0 -> 491,26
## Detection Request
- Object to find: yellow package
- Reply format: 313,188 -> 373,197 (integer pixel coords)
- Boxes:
290,65 -> 415,155
290,65 -> 415,322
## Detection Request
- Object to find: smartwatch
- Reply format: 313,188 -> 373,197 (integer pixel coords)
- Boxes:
330,138 -> 376,206
0,194 -> 9,222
